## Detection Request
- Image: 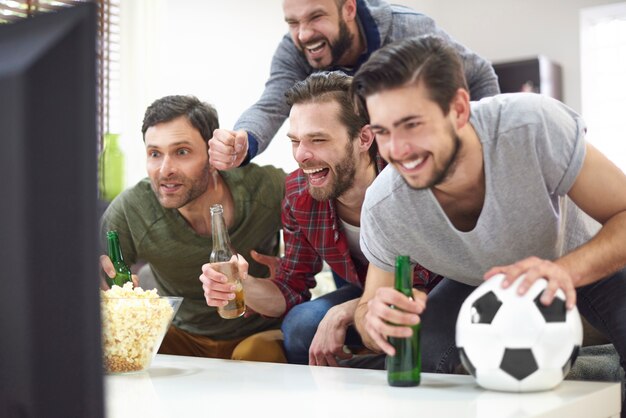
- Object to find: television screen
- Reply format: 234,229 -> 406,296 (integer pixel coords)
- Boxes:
0,3 -> 104,417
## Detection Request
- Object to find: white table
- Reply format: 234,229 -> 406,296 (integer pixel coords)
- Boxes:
105,354 -> 621,418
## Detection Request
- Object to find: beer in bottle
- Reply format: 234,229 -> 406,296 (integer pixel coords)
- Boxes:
387,255 -> 421,386
209,204 -> 246,319
106,230 -> 133,287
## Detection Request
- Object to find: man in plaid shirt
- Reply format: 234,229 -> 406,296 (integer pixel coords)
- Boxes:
200,71 -> 439,366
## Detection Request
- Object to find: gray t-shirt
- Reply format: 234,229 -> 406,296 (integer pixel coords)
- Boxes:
360,93 -> 601,286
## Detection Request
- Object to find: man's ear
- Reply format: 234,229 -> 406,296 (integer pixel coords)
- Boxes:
450,88 -> 471,130
357,124 -> 376,152
342,0 -> 358,21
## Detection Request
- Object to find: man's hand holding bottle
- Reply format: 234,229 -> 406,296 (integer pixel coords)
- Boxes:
99,255 -> 138,290
199,250 -> 279,310
100,230 -> 138,290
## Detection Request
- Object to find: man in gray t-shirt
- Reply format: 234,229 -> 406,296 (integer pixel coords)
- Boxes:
351,35 -> 626,405
361,94 -> 600,288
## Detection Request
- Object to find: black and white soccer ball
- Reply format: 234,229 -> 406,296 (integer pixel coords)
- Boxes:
456,273 -> 582,392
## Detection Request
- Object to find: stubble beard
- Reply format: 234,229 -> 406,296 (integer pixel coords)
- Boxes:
400,131 -> 462,191
308,140 -> 357,201
299,18 -> 354,69
153,160 -> 212,209
329,18 -> 354,68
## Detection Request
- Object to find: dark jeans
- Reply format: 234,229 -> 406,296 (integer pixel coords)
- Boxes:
281,283 -> 363,365
418,278 -> 475,372
576,268 -> 626,416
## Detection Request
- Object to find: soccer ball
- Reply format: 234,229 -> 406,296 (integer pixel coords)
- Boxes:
455,273 -> 582,392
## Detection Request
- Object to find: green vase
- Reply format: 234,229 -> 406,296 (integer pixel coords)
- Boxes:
99,133 -> 125,202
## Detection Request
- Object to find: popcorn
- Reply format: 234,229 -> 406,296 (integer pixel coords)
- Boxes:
101,283 -> 175,373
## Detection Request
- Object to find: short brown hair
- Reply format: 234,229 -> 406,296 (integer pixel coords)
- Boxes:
141,95 -> 219,143
351,35 -> 468,120
286,71 -> 377,161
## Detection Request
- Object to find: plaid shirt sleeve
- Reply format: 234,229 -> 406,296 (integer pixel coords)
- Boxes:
269,187 -> 321,313
413,264 -> 443,292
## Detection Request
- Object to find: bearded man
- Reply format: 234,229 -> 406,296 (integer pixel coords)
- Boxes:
200,72 -> 440,367
100,95 -> 286,362
351,37 -> 626,415
208,0 -> 500,171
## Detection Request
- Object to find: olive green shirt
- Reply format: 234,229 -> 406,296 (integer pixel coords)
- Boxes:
101,164 -> 285,340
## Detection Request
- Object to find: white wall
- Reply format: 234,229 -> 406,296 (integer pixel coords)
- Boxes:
120,0 -> 291,187
403,0 -> 624,112
119,0 -> 625,187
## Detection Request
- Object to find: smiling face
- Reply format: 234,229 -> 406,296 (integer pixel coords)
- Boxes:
288,100 -> 358,201
144,116 -> 211,209
367,82 -> 461,190
283,0 -> 355,69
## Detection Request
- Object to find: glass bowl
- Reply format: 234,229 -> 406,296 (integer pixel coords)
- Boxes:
101,295 -> 183,374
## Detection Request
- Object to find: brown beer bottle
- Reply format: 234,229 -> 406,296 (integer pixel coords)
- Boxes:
209,204 -> 246,319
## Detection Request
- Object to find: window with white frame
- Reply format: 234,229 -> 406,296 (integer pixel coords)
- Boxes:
580,2 -> 626,173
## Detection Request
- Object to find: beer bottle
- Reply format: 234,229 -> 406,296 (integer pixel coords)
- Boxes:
387,255 -> 421,387
209,204 -> 246,319
106,230 -> 133,287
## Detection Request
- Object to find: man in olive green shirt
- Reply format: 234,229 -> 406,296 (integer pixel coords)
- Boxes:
100,95 -> 286,362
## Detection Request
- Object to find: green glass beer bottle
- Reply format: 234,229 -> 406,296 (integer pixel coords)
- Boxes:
106,230 -> 133,287
209,204 -> 246,319
387,255 -> 421,387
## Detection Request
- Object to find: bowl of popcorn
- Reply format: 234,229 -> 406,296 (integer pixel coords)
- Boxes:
101,282 -> 182,374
